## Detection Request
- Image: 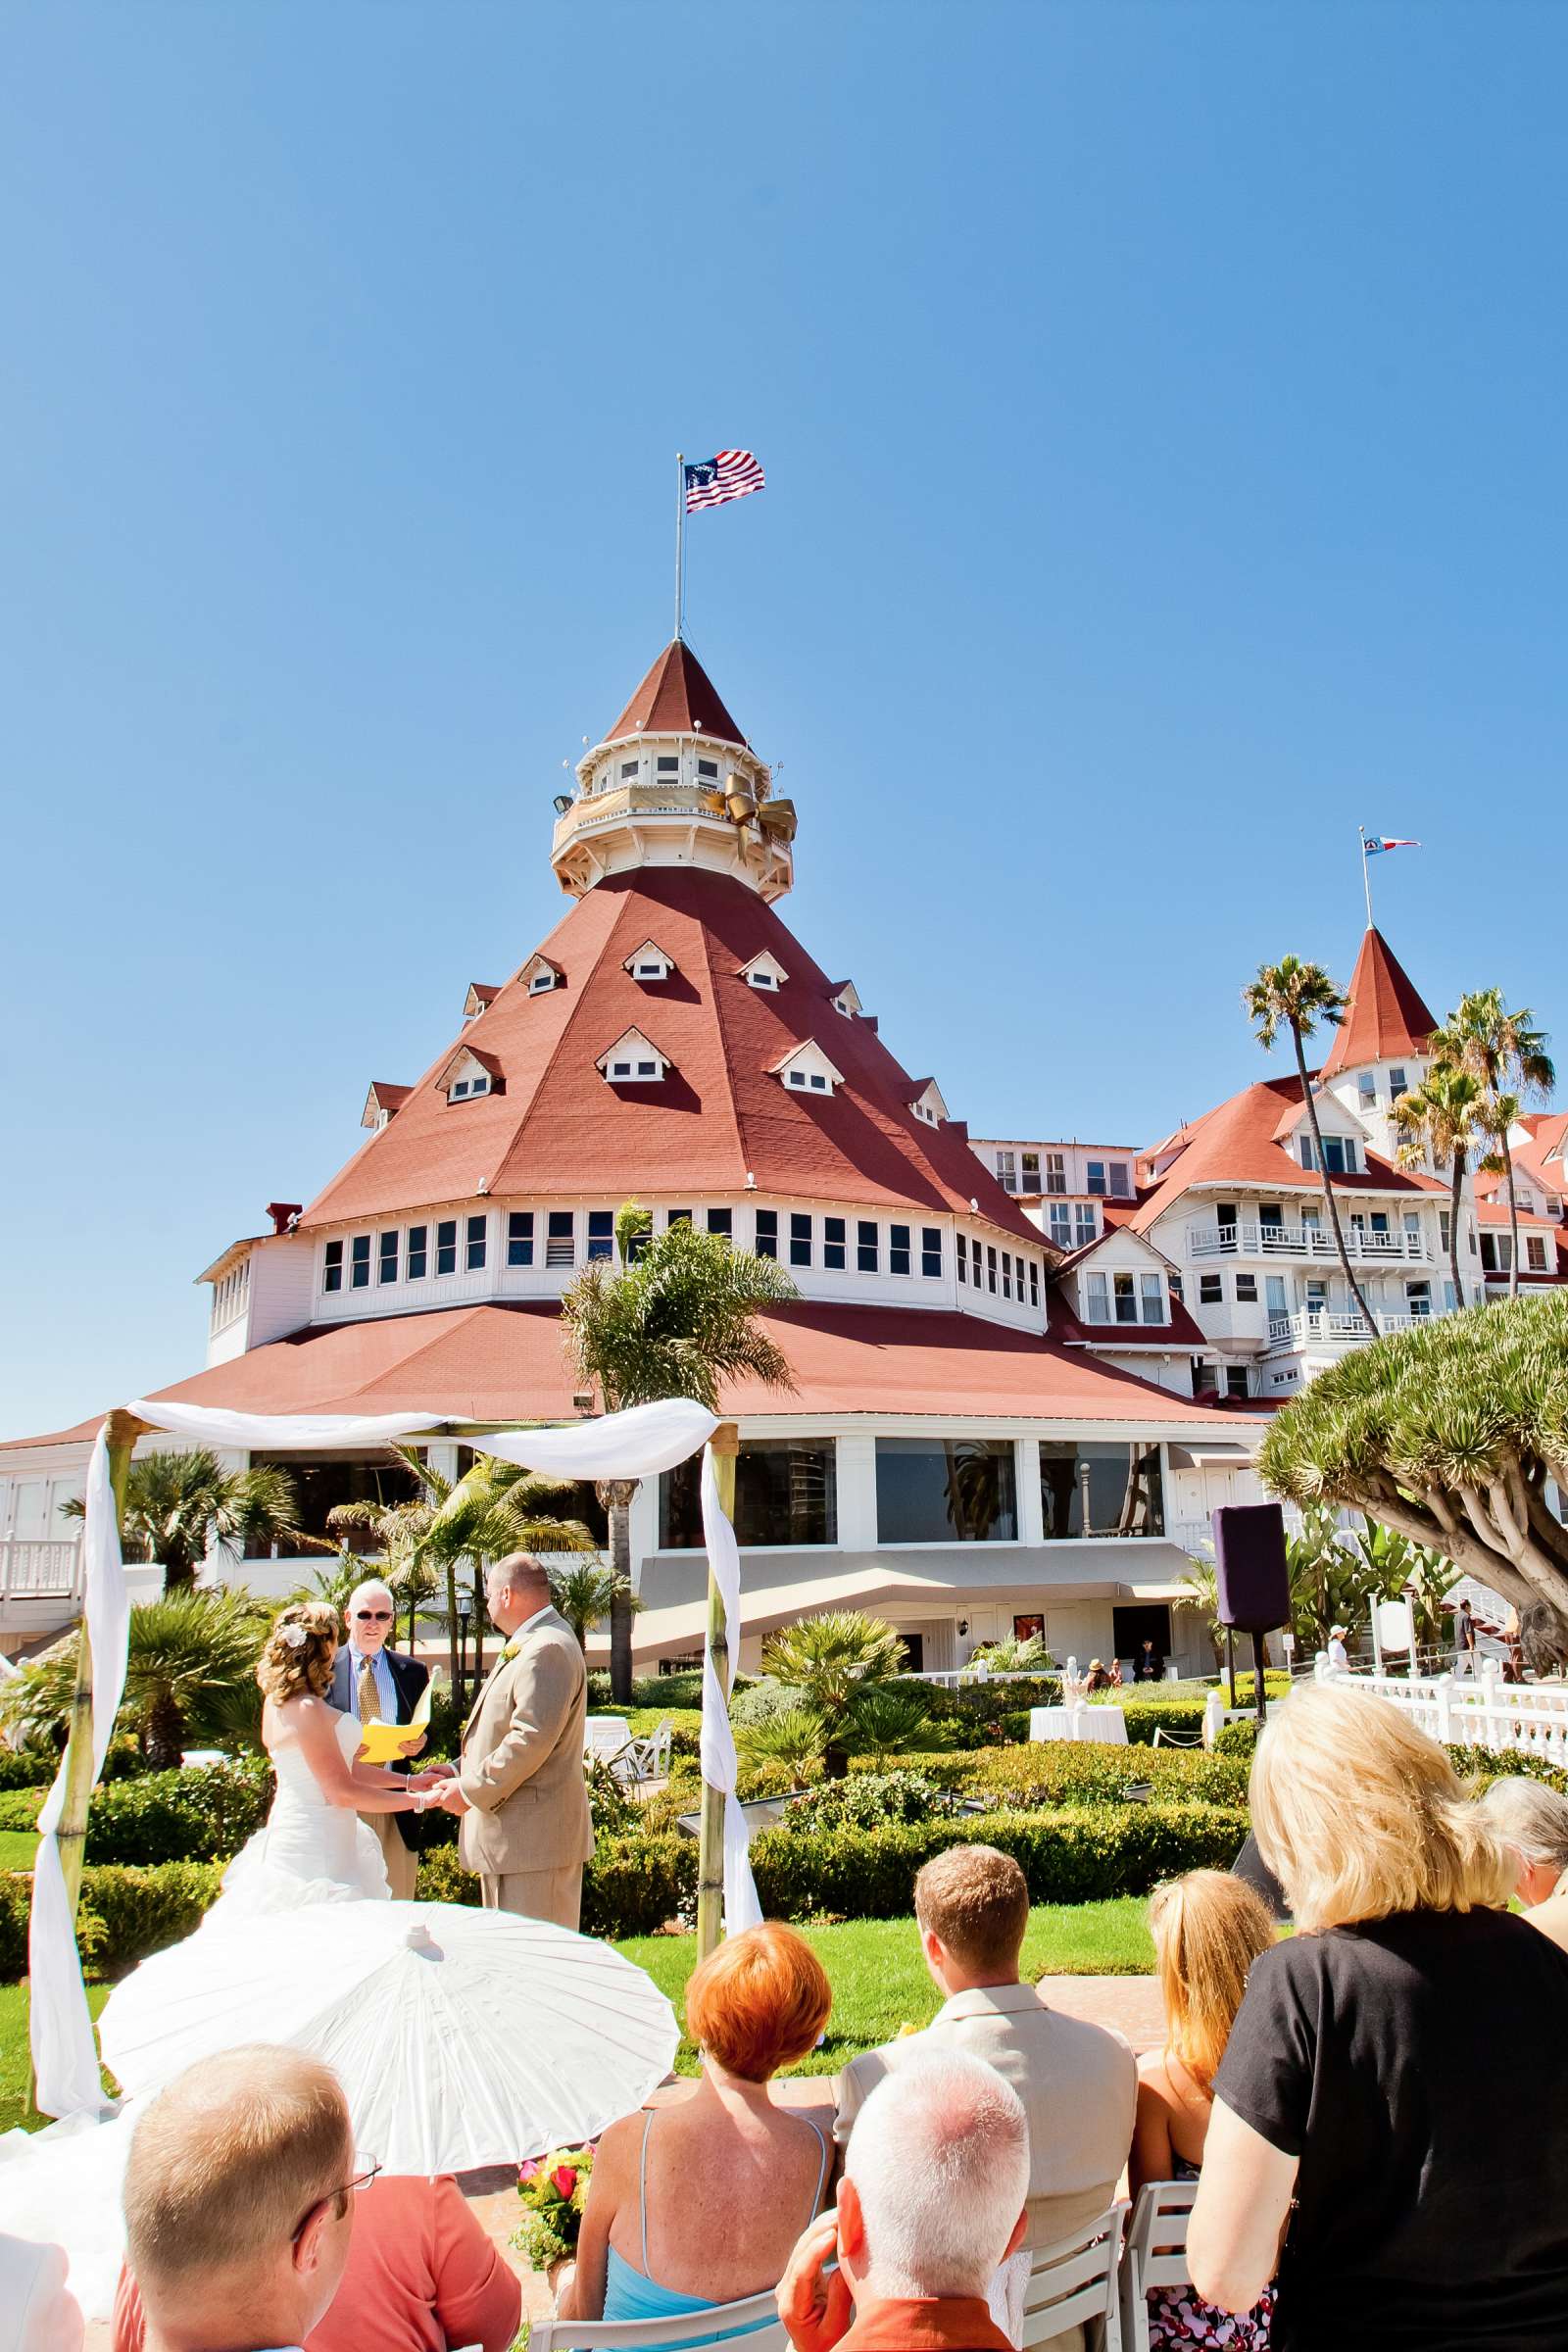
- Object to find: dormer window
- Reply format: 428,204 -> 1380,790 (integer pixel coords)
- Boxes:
1301,1135 -> 1360,1174
771,1040 -> 844,1098
519,954 -> 564,996
360,1082 -> 411,1132
698,759 -> 719,779
463,983 -> 498,1020
624,941 -> 675,984
829,982 -> 863,1019
906,1080 -> 949,1129
436,1047 -> 502,1104
598,1027 -> 670,1085
739,951 -> 789,992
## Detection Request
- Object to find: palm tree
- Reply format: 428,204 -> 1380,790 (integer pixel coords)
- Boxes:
1,1591 -> 268,1768
758,1610 -> 920,1778
413,1455 -> 597,1699
61,1448 -> 325,1591
323,1446 -> 444,1644
562,1201 -> 799,1702
1443,990 -> 1556,1298
549,1559 -> 632,1652
1393,1061 -> 1486,1308
1244,956 -> 1377,1336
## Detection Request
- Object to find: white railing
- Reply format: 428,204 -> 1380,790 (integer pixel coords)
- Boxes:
1322,1658 -> 1568,1762
0,1537 -> 83,1602
1189,1223 -> 1430,1264
913,1667 -> 1056,1690
1266,1308 -> 1423,1347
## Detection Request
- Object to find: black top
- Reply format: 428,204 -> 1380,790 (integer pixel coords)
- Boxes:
1215,1907 -> 1568,2351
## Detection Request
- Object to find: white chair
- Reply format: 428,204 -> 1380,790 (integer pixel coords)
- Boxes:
614,1717 -> 674,1788
1117,2178 -> 1198,2352
527,2287 -> 788,2352
1018,2202 -> 1129,2352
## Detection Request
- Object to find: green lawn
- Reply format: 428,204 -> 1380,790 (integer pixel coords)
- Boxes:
0,1830 -> 38,1870
0,1901 -> 1152,2125
620,1900 -> 1154,2077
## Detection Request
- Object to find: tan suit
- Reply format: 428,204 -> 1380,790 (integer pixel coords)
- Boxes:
457,1604 -> 593,1930
836,1982 -> 1136,2352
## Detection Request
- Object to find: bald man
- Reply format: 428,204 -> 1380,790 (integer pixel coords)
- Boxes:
122,2046 -> 357,2352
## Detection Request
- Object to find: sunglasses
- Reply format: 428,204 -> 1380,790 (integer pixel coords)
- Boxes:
354,1610 -> 393,1623
293,2154 -> 382,2243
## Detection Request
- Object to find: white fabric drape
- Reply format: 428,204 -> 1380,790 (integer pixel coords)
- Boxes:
30,1395 -> 727,2120
699,1448 -> 763,1935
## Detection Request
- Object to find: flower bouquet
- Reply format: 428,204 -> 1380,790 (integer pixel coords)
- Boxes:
514,2144 -> 596,2275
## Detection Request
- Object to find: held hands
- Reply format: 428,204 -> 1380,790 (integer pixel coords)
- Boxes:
775,2214 -> 853,2352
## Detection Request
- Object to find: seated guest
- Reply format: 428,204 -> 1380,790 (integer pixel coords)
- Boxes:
1477,1776 -> 1568,1956
122,2045 -> 357,2352
1084,1661 -> 1111,1693
778,2050 -> 1026,2352
114,2172 -> 521,2352
1188,1685 -> 1568,2352
564,1922 -> 833,2336
0,2233 -> 84,2352
1130,1872 -> 1277,2349
837,1846 -> 1135,2250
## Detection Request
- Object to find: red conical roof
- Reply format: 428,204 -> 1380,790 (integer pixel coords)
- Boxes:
300,866 -> 1039,1243
1320,927 -> 1438,1077
604,640 -> 747,750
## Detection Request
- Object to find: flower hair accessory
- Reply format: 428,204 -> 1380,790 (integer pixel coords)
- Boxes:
279,1622 -> 309,1650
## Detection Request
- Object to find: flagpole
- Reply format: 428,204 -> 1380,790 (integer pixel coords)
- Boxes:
1359,826 -> 1375,929
674,453 -> 685,642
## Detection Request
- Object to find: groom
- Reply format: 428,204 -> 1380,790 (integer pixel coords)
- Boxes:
329,1575 -> 428,1899
427,1551 -> 593,1930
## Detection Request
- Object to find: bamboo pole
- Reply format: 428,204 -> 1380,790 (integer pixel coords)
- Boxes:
696,1421 -> 738,1961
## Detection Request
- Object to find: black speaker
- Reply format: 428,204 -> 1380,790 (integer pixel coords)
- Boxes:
1212,1502 -> 1290,1634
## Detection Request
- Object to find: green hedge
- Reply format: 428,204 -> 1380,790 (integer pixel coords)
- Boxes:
0,1749 -> 57,1791
0,1788 -> 44,1832
82,1761 -> 272,1865
415,1831 -> 696,1937
0,1860 -> 223,1983
957,1742 -> 1250,1809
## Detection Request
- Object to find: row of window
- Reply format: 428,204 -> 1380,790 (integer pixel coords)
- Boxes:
994,1151 -> 1131,1199
319,1208 -> 1038,1291
1194,1268 -> 1434,1311
657,1436 -> 1165,1548
209,1262 -> 251,1330
956,1232 -> 1041,1307
599,753 -> 723,794
1083,1270 -> 1166,1325
1357,1065 -> 1409,1108
1299,1134 -> 1361,1174
1482,1232 -> 1552,1274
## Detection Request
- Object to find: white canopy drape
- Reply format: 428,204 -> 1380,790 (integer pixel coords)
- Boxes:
30,1395 -> 760,2119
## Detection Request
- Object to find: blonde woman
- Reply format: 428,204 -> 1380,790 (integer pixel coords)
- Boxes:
1476,1776 -> 1568,1957
1188,1684 -> 1568,2352
1131,1873 -> 1275,2348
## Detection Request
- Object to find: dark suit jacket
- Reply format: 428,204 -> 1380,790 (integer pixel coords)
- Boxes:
328,1642 -> 430,1851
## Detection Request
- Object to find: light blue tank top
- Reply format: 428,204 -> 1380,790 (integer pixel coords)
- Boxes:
602,2106 -> 830,2350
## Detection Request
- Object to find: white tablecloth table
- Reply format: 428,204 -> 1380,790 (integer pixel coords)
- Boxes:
584,1716 -> 631,1762
1028,1704 -> 1130,1746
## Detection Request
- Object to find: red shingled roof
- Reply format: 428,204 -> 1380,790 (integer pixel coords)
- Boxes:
0,1299 -> 1260,1453
299,866 -> 1042,1242
603,641 -> 747,750
1320,928 -> 1438,1077
1128,1075 -> 1445,1233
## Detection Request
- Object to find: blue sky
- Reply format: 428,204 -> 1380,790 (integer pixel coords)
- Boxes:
3,2 -> 1565,1434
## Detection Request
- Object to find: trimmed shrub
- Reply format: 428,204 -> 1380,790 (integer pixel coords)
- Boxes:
958,1742 -> 1250,1810
749,1803 -> 1250,1920
0,1860 -> 225,1982
415,1843 -> 481,1905
82,1760 -> 272,1865
1446,1744 -> 1568,1795
0,1748 -> 58,1790
0,1788 -> 44,1832
1212,1720 -> 1260,1759
784,1773 -> 963,1832
1094,1697 -> 1211,1746
416,1824 -> 696,1938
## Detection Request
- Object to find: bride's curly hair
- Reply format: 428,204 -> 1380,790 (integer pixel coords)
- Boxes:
256,1600 -> 340,1704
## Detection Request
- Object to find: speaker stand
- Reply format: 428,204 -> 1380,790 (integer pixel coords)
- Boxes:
1252,1633 -> 1267,1725
1225,1627 -> 1238,1713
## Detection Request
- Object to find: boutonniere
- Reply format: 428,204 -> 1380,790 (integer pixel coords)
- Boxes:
503,1632 -> 525,1660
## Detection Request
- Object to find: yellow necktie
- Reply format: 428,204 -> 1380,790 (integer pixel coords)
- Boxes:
358,1656 -> 382,1725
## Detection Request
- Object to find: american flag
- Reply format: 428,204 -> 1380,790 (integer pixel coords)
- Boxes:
1363,836 -> 1421,857
684,451 -> 765,514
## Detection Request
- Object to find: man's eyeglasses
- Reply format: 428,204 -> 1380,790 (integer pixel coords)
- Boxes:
354,1609 -> 393,1623
293,2154 -> 382,2243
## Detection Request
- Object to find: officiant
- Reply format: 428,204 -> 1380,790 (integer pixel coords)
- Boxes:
329,1575 -> 429,1898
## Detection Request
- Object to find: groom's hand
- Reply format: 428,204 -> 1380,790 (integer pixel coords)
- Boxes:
435,1781 -> 472,1816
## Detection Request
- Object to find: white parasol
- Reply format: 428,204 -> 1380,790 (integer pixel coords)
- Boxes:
100,1902 -> 680,2176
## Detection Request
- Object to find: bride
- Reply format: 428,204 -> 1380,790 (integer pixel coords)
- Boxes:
211,1598 -> 434,1915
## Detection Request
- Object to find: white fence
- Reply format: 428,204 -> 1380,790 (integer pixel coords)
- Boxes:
1324,1657 -> 1568,1763
0,1538 -> 83,1603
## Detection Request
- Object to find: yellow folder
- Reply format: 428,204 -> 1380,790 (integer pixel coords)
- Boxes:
356,1680 -> 431,1765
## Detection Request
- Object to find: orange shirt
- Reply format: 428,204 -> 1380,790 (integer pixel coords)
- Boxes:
114,2174 -> 520,2352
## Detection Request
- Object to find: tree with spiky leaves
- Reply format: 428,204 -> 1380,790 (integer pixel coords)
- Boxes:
411,1454 -> 597,1698
1,1590 -> 269,1768
562,1203 -> 799,1701
1243,956 -> 1377,1336
1392,1061 -> 1486,1309
753,1610 -> 934,1779
1259,1292 -> 1568,1655
61,1448 -> 325,1592
1441,990 -> 1556,1298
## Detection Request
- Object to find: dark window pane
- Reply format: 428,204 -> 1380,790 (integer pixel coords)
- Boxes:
350,1235 -> 371,1290
466,1214 -> 487,1271
890,1223 -> 911,1276
823,1216 -> 846,1271
323,1240 -> 343,1294
407,1225 -> 427,1280
667,1209 -> 692,1227
858,1220 -> 878,1273
379,1233 -> 399,1285
922,1228 -> 942,1278
707,1207 -> 733,1238
987,1245 -> 998,1295
790,1213 -> 812,1268
245,1450 -> 421,1559
436,1218 -> 458,1276
875,1438 -> 1017,1543
956,1233 -> 967,1283
755,1208 -> 777,1260
546,1210 -> 573,1268
507,1211 -> 533,1268
661,1441 -> 838,1548
1039,1443 -> 1164,1539
587,1208 -> 613,1262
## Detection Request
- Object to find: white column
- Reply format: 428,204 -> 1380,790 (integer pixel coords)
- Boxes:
836,1433 -> 878,1550
1016,1438 -> 1044,1547
627,1478 -> 661,1592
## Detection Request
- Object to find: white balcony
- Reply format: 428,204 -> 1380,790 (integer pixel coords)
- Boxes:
1265,1308 -> 1426,1349
0,1537 -> 82,1601
1188,1222 -> 1430,1265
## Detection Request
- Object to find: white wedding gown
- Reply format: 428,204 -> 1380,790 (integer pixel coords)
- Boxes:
0,1714 -> 393,2316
